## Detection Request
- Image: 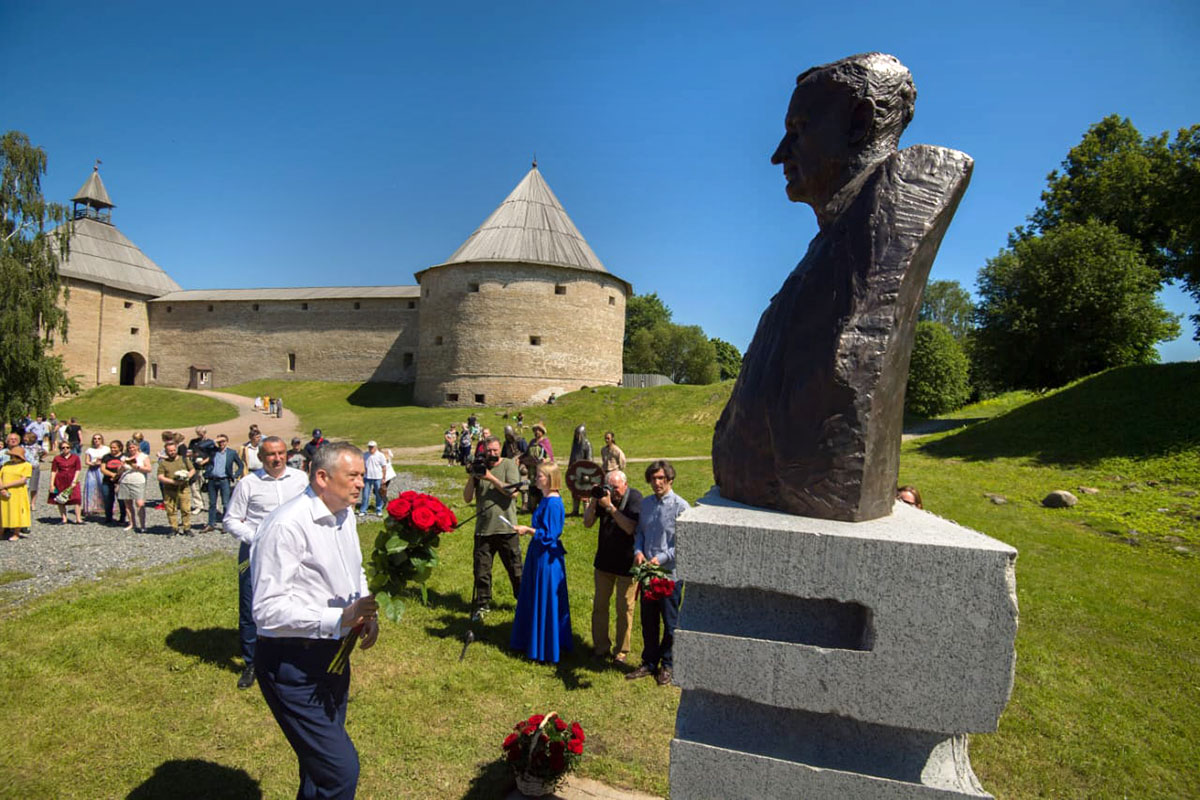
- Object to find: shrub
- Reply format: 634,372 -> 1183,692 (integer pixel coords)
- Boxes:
906,321 -> 971,417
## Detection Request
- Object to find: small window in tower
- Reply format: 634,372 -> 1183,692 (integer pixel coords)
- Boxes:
446,393 -> 459,402
354,302 -> 361,310
130,327 -> 139,335
166,306 -> 173,313
609,296 -> 616,306
555,285 -> 566,295
474,394 -> 486,404
301,303 -> 309,310
435,336 -> 444,346
424,288 -> 430,297
287,353 -> 296,372
529,336 -> 542,346
123,301 -> 133,309
151,363 -> 158,380
253,304 -> 259,311
407,301 -> 416,309
469,283 -> 480,293
207,305 -> 214,312
403,352 -> 414,367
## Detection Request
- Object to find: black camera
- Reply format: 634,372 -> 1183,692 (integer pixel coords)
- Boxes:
590,483 -> 611,500
470,453 -> 499,478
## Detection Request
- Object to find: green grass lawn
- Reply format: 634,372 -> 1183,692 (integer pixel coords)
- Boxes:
3,365 -> 1197,798
222,379 -> 732,457
52,385 -> 238,430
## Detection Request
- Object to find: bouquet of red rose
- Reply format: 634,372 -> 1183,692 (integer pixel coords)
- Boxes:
331,491 -> 459,674
366,491 -> 458,621
630,560 -> 676,602
501,711 -> 585,792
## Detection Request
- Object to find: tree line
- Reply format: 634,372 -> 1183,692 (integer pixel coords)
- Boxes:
906,114 -> 1197,417
621,292 -> 741,385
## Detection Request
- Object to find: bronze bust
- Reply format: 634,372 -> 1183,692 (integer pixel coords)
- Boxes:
712,53 -> 972,521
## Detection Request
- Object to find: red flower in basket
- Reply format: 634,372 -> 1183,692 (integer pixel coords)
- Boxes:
570,721 -> 585,743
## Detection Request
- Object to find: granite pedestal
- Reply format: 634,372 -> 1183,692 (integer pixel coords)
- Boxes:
669,490 -> 1018,799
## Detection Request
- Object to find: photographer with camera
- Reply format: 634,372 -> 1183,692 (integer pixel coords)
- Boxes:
582,469 -> 642,665
462,435 -> 523,622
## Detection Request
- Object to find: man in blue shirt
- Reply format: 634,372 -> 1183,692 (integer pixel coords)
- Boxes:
627,459 -> 690,686
203,434 -> 244,531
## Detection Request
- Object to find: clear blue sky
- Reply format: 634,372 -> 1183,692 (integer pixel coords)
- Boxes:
5,1 -> 1198,361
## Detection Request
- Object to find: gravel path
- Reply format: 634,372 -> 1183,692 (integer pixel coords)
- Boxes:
0,469 -> 454,607
0,469 -> 237,605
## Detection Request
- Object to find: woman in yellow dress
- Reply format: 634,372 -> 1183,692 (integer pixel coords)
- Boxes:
1,447 -> 33,540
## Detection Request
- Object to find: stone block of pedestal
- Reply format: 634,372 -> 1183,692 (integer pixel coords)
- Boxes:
669,490 -> 1017,799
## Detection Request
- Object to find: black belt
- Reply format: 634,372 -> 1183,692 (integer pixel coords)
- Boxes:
259,636 -> 342,651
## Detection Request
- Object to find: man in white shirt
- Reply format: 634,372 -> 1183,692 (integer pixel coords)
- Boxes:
251,441 -> 379,800
225,436 -> 308,690
358,440 -> 389,518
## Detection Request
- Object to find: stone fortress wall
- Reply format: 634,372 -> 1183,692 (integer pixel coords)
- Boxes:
414,262 -> 627,406
58,278 -> 153,388
147,295 -> 420,389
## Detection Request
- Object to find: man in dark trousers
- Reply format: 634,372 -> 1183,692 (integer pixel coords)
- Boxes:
252,442 -> 378,800
203,434 -> 243,531
582,469 -> 642,665
463,435 -> 522,622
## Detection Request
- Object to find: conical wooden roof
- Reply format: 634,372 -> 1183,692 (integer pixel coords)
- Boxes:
54,217 -> 181,298
435,166 -> 609,274
72,168 -> 114,209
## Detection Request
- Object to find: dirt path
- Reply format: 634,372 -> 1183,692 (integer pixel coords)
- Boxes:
95,389 -> 305,446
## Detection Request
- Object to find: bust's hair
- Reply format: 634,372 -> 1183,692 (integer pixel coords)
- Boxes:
798,52 -> 916,149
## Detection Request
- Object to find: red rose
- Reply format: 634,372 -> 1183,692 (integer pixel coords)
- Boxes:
386,497 -> 411,520
570,722 -> 585,742
567,738 -> 583,755
411,506 -> 436,531
502,733 -> 518,750
553,718 -> 567,732
400,490 -> 418,500
523,724 -> 537,736
435,509 -> 456,533
528,714 -> 544,726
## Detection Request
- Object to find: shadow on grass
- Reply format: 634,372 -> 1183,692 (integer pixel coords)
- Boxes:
346,382 -> 414,408
918,363 -> 1200,467
461,758 -> 514,799
166,627 -> 241,673
127,759 -> 261,799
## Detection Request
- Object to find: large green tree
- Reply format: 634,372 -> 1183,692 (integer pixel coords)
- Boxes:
919,280 -> 975,343
973,220 -> 1179,390
710,337 -> 742,380
0,131 -> 74,421
621,293 -> 721,383
1027,115 -> 1200,337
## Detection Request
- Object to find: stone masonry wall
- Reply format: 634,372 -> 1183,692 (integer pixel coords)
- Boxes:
148,297 -> 420,388
54,278 -> 153,388
413,262 -> 627,406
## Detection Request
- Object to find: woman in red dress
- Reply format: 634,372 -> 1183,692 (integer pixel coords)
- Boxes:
49,441 -> 83,524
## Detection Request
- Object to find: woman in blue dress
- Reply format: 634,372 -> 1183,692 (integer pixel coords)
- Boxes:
510,463 -> 572,663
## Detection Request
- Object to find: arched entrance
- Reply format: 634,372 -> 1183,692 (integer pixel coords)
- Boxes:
119,352 -> 146,386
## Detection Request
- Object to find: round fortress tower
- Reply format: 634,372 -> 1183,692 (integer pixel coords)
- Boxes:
413,164 -> 630,407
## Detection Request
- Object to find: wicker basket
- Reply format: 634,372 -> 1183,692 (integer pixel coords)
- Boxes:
514,770 -> 560,797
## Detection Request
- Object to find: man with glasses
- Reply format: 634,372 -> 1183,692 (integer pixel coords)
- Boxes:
627,459 -> 690,686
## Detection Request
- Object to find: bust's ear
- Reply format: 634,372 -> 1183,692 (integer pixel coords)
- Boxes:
848,97 -> 875,145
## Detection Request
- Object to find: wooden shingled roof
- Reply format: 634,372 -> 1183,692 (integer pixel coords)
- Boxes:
420,165 -> 629,292
55,216 -> 182,298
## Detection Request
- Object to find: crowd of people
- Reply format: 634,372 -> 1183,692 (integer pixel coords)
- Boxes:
456,418 -> 684,689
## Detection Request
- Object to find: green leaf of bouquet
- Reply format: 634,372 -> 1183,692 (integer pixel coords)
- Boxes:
385,534 -> 405,555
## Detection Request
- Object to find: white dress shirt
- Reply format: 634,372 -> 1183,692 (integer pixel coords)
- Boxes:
251,487 -> 368,640
224,466 -> 309,545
